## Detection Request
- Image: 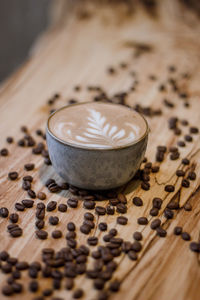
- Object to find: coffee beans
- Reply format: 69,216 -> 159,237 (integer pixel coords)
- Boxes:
190,242 -> 200,253
87,237 -> 98,246
24,163 -> 35,171
133,231 -> 142,241
9,213 -> 19,223
35,230 -> 48,240
52,230 -> 62,239
22,199 -> 34,208
95,206 -> 106,215
0,148 -> 9,156
150,219 -> 161,229
49,216 -> 59,225
67,198 -> 78,208
164,208 -> 174,219
8,225 -> 23,237
8,171 -> 18,180
2,285 -> 14,296
27,189 -> 36,199
37,192 -> 46,200
184,203 -> 192,211
47,201 -> 57,211
156,227 -> 167,237
67,222 -> 76,231
116,203 -> 127,214
98,222 -> 107,231
132,197 -> 143,206
174,226 -> 182,235
188,171 -> 196,181
58,204 -> 67,212
137,217 -> 148,225
73,288 -> 84,298
182,179 -> 190,188
181,232 -> 191,241
117,216 -> 128,225
152,197 -> 163,209
84,200 -> 95,209
165,185 -> 175,192
176,170 -> 185,177
0,207 -> 9,218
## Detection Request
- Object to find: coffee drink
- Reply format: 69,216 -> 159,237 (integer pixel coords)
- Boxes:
49,102 -> 147,149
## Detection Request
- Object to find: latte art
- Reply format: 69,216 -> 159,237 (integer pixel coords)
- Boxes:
49,103 -> 147,149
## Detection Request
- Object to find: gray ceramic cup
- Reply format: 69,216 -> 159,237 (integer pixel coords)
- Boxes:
46,104 -> 149,190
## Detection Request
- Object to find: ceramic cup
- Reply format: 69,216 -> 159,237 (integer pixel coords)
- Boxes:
46,103 -> 149,190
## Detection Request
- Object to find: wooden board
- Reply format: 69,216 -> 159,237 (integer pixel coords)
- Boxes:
0,1 -> 200,299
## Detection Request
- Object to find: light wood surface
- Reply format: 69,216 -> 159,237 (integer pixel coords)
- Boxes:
0,1 -> 200,299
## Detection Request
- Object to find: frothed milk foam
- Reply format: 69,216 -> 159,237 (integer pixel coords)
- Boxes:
49,102 -> 147,149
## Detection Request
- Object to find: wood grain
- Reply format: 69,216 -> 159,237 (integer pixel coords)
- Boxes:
0,1 -> 200,299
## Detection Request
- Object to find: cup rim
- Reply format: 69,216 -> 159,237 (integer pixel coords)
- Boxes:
46,102 -> 149,151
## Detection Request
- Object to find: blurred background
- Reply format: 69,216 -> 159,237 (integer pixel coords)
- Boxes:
0,0 -> 51,83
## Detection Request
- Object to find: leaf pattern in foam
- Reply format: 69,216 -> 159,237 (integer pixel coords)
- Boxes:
72,108 -> 139,147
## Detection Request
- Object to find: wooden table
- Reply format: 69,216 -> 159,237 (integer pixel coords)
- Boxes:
0,1 -> 200,299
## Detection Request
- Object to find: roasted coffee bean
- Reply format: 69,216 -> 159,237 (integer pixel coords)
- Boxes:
133,231 -> 142,241
188,171 -> 196,181
0,251 -> 9,261
17,139 -> 25,147
169,147 -> 178,152
27,189 -> 36,199
151,219 -> 161,229
182,179 -> 190,188
150,208 -> 159,216
117,216 -> 128,225
80,224 -> 91,234
35,220 -> 45,229
30,262 -> 41,271
132,196 -> 143,206
2,285 -> 14,296
36,208 -> 45,220
87,237 -> 98,246
128,250 -> 138,261
170,152 -> 180,160
182,158 -> 190,165
109,198 -> 119,206
60,182 -> 69,190
1,263 -> 12,273
174,128 -> 182,135
9,213 -> 19,223
16,261 -> 29,270
190,127 -> 199,134
137,217 -> 148,225
83,220 -> 95,229
168,117 -> 178,129
65,278 -> 74,290
174,226 -> 182,235
67,222 -> 76,231
45,178 -> 55,187
167,202 -> 179,210
12,270 -> 21,279
141,182 -> 150,190
84,212 -> 94,221
6,137 -> 13,143
95,206 -> 106,215
177,140 -> 185,147
58,203 -> 67,212
12,282 -> 23,293
15,203 -> 25,211
98,222 -> 107,231
184,203 -> 192,211
29,280 -> 39,293
165,185 -> 175,192
184,135 -> 193,142
156,227 -> 167,237
190,242 -> 200,253
93,278 -> 105,290
181,232 -> 191,241
49,216 -> 59,225
106,205 -> 115,215
0,207 -> 9,218
116,203 -> 127,214
109,228 -> 118,236
24,163 -> 35,171
83,200 -> 95,210
37,202 -> 45,209
109,280 -> 120,292
67,198 -> 78,208
73,288 -> 84,298
66,232 -> 76,240
164,208 -> 174,219
23,175 -> 33,182
48,183 -> 60,193
9,226 -> 23,237
157,145 -> 167,153
35,230 -> 48,240
22,199 -> 34,208
52,230 -> 62,239
8,171 -> 18,180
0,148 -> 9,156
29,268 -> 38,278
176,170 -> 185,177
7,257 -> 17,265
47,201 -> 57,211
37,192 -> 46,200
131,241 -> 142,252
22,180 -> 31,190
42,288 -> 53,296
